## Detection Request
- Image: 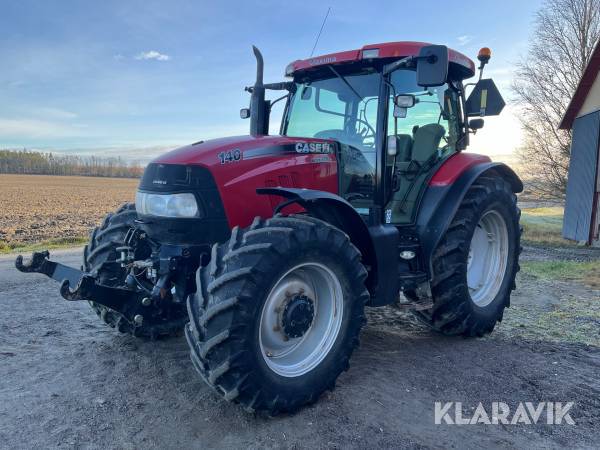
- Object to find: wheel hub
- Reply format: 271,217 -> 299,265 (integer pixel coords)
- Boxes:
281,294 -> 314,338
467,210 -> 509,307
259,262 -> 344,377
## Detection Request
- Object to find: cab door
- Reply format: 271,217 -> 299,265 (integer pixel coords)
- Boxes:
384,70 -> 461,224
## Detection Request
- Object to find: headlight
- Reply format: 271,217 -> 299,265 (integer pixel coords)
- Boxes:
135,192 -> 201,218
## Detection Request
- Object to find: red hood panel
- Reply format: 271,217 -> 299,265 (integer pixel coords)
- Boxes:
151,135 -> 339,229
153,135 -> 328,167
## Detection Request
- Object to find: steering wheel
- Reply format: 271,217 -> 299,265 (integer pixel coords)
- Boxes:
356,118 -> 376,145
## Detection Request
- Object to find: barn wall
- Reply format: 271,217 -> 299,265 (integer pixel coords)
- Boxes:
577,70 -> 600,118
563,111 -> 600,243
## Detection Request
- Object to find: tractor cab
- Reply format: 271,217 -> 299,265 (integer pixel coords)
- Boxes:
249,42 -> 505,225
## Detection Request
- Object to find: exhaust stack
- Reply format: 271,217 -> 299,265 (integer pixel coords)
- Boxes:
249,46 -> 269,136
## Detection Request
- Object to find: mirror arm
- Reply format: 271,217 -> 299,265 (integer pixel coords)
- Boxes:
269,93 -> 289,110
383,52 -> 440,75
264,82 -> 296,91
246,82 -> 295,93
383,56 -> 415,75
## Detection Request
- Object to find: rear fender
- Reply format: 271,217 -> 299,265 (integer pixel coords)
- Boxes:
416,161 -> 522,278
257,187 -> 399,305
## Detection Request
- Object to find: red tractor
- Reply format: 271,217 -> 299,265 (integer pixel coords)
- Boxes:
17,42 -> 522,414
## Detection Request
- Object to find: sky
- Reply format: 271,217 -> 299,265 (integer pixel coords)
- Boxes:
0,0 -> 544,163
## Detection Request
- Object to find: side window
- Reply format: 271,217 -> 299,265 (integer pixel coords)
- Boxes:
388,70 -> 457,152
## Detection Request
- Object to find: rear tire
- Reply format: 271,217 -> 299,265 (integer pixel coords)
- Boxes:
84,203 -> 187,338
185,215 -> 369,415
412,175 -> 521,336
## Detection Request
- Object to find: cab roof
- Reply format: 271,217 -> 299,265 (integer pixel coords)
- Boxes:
287,41 -> 476,80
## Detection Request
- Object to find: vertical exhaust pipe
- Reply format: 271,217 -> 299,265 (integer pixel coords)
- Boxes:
249,46 -> 268,136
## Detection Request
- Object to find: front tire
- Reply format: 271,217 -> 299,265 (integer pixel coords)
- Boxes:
413,175 -> 521,336
185,215 -> 369,415
83,203 -> 187,338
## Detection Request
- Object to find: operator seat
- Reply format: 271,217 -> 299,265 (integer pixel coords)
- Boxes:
411,124 -> 445,164
387,123 -> 446,223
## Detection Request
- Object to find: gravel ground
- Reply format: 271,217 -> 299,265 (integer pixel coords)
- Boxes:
1,248 -> 600,449
521,243 -> 600,262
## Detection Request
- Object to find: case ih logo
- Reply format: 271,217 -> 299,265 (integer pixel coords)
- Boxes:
295,142 -> 334,154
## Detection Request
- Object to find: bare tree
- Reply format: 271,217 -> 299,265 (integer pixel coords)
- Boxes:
513,0 -> 600,198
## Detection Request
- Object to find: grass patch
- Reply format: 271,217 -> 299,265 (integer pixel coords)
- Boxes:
0,236 -> 88,255
501,297 -> 600,346
521,260 -> 599,285
520,206 -> 575,247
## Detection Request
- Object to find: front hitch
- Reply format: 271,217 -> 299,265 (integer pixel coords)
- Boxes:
15,251 -> 144,326
15,250 -> 82,287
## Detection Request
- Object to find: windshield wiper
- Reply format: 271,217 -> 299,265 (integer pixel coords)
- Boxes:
327,65 -> 362,101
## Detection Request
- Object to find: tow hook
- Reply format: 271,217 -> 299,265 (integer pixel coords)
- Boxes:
15,251 -> 145,327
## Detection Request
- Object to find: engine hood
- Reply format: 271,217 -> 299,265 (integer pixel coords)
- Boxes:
152,135 -> 336,168
146,134 -> 339,229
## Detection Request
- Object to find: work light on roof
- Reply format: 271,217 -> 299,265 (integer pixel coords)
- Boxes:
362,48 -> 379,59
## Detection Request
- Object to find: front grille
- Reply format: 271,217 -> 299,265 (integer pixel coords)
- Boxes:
140,163 -> 217,192
137,163 -> 230,245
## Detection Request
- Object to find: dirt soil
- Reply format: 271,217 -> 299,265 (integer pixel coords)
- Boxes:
1,248 -> 599,449
0,175 -> 136,245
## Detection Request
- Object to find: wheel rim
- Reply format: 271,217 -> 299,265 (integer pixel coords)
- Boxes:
467,210 -> 509,307
259,262 -> 344,378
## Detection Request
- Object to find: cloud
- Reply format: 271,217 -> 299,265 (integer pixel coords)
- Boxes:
134,50 -> 171,61
457,35 -> 473,47
0,118 -> 85,139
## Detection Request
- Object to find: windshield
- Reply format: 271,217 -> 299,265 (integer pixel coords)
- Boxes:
283,71 -> 382,209
283,71 -> 381,163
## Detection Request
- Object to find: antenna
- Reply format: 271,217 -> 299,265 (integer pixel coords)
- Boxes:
310,6 -> 331,57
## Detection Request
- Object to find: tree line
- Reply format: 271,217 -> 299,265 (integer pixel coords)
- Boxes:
0,149 -> 143,178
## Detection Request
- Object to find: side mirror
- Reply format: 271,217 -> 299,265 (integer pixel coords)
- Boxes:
469,118 -> 485,130
416,45 -> 449,87
240,108 -> 251,119
394,94 -> 416,108
393,94 -> 415,119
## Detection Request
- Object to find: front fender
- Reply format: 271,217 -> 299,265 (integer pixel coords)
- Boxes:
256,187 -> 399,305
416,161 -> 522,277
256,187 -> 376,267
